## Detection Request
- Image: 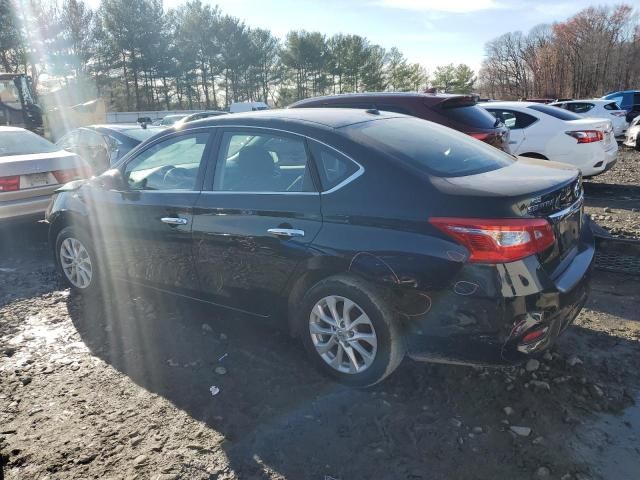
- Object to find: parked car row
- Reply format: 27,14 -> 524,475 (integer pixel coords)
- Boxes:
44,107 -> 594,386
291,92 -> 619,177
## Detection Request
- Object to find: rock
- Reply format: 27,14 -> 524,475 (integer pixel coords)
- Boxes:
526,359 -> 540,372
510,426 -> 531,437
76,453 -> 98,465
536,466 -> 551,478
450,418 -> 462,428
503,406 -> 514,416
530,380 -> 551,392
133,454 -> 148,467
201,323 -> 213,333
603,207 -> 612,213
542,351 -> 553,362
167,359 -> 179,367
219,333 -> 228,341
20,376 -> 32,386
567,355 -> 583,367
553,376 -> 570,384
214,366 -> 227,375
532,436 -> 545,445
590,384 -> 604,398
560,474 -> 573,480
472,426 -> 483,434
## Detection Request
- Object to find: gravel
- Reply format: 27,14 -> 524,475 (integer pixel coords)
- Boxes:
584,147 -> 640,240
1,206 -> 639,479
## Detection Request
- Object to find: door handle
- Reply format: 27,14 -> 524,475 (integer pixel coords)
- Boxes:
160,217 -> 188,225
267,228 -> 305,238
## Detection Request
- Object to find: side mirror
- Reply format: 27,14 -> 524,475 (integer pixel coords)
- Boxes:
97,168 -> 126,191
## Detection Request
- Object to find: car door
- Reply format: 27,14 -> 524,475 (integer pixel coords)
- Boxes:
192,127 -> 323,316
88,128 -> 214,294
486,109 -> 535,154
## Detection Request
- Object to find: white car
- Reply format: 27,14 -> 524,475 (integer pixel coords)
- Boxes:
623,116 -> 640,150
0,126 -> 91,222
480,102 -> 618,177
550,99 -> 629,138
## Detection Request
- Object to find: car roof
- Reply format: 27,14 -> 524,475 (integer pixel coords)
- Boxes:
0,126 -> 27,132
183,107 -> 402,130
552,99 -> 611,105
290,92 -> 467,107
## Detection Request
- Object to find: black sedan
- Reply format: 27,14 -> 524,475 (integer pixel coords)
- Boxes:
45,108 -> 594,386
56,124 -> 164,173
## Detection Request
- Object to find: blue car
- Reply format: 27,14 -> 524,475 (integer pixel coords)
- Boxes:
602,90 -> 640,122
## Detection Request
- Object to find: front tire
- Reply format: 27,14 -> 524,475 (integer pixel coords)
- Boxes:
298,275 -> 405,387
55,226 -> 100,295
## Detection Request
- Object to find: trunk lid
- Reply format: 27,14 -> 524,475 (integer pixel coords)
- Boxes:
430,157 -> 583,273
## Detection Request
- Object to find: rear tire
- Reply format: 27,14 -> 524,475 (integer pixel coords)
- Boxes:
297,275 -> 405,387
55,226 -> 100,296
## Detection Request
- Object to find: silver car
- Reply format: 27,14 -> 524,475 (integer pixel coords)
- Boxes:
0,126 -> 91,222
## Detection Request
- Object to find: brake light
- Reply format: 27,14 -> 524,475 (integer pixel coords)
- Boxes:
610,111 -> 627,117
469,132 -> 490,141
53,166 -> 92,184
0,175 -> 20,192
429,217 -> 555,263
565,130 -> 603,143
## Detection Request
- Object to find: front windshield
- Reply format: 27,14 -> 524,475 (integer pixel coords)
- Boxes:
0,130 -> 59,156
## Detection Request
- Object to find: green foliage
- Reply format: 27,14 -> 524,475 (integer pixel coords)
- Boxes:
432,63 -> 475,93
2,0 -> 438,111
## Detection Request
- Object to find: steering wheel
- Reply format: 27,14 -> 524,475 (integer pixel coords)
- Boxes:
163,166 -> 191,188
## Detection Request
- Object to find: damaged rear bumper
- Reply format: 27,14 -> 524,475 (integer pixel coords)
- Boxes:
403,217 -> 595,366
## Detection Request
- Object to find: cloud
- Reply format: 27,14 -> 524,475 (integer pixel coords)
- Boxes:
376,0 -> 501,13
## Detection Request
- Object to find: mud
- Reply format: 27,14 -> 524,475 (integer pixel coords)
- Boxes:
1,161 -> 640,479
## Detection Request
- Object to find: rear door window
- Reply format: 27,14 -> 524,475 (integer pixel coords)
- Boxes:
214,131 -> 316,192
486,109 -> 537,129
347,117 -> 514,177
308,141 -> 359,191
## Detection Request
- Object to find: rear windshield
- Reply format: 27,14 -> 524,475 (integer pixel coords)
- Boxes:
439,104 -> 498,129
121,127 -> 164,142
346,117 -> 514,177
0,130 -> 59,156
527,104 -> 582,120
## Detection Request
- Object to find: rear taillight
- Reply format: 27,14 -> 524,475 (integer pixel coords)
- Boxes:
429,217 -> 555,263
469,132 -> 489,141
565,130 -> 603,143
53,167 -> 92,184
610,111 -> 627,117
0,175 -> 20,192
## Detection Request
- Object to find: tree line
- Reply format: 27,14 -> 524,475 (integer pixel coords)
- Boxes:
0,0 -> 476,111
478,4 -> 640,100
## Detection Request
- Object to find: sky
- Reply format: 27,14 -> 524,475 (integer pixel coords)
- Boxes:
88,0 -> 628,73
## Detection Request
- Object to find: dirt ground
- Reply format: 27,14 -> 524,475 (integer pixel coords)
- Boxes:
584,147 -> 640,240
1,150 -> 640,480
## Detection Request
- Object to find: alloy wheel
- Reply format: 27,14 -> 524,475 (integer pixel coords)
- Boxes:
59,237 -> 93,289
309,295 -> 378,374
